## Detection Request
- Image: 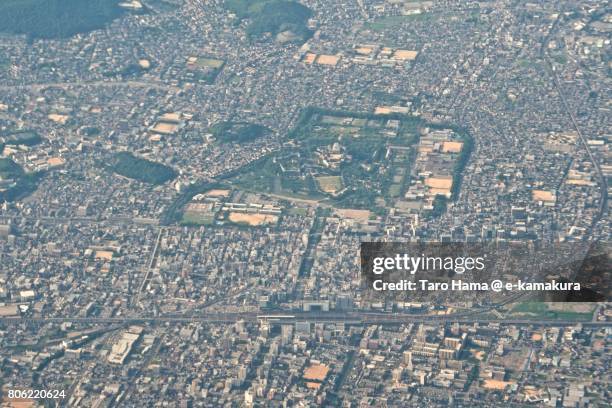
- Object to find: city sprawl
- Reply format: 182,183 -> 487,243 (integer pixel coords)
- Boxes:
0,0 -> 610,406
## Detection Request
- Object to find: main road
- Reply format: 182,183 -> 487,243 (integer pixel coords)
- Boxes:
542,10 -> 608,228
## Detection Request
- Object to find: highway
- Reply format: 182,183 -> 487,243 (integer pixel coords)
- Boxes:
1,311 -> 608,327
0,79 -> 179,93
0,215 -> 157,226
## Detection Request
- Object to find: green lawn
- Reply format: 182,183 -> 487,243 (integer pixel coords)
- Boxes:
181,213 -> 214,226
388,184 -> 402,197
194,58 -> 224,69
510,302 -> 594,321
287,207 -> 308,216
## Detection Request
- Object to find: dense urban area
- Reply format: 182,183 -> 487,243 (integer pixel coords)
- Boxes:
0,0 -> 610,406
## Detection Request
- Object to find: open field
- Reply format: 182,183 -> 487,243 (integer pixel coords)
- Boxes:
334,208 -> 371,221
184,56 -> 225,84
206,189 -> 231,197
228,212 -> 278,226
316,175 -> 343,193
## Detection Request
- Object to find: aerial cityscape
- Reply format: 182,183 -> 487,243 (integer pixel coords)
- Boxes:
0,0 -> 610,406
